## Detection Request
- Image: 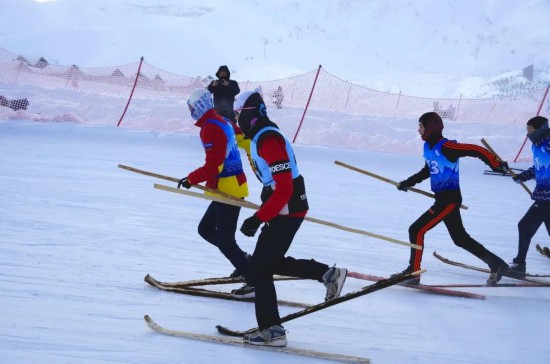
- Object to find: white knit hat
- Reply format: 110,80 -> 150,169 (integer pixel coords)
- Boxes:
187,88 -> 213,120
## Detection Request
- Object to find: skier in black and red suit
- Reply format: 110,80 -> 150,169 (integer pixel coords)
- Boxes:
232,90 -> 347,347
394,111 -> 510,286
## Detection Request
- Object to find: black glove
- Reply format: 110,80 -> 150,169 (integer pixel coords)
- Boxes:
512,175 -> 523,184
240,214 -> 263,237
492,161 -> 509,174
177,177 -> 192,189
396,181 -> 411,191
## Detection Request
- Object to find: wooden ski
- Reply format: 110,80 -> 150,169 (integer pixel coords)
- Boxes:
144,315 -> 371,363
144,274 -> 310,309
144,273 -> 300,288
216,269 -> 425,337
433,251 -> 550,283
347,271 -> 486,299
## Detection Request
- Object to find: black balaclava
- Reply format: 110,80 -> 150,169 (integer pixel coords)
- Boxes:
419,112 -> 444,142
237,92 -> 277,139
527,116 -> 549,143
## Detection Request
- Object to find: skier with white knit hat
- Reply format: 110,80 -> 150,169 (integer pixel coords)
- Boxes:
177,88 -> 252,284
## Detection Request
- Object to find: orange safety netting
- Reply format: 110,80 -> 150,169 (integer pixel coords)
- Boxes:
1,47 -> 548,161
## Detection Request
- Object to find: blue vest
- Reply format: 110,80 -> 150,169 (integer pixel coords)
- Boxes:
424,139 -> 460,193
532,138 -> 550,190
205,119 -> 244,178
250,127 -> 300,187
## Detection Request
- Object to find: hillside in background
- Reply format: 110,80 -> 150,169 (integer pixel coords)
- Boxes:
1,0 -> 549,97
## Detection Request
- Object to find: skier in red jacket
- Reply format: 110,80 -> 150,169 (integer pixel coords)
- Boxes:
178,88 -> 251,282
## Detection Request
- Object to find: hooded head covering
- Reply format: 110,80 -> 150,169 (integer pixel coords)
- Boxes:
419,112 -> 444,141
527,116 -> 549,143
527,116 -> 548,129
215,65 -> 230,80
187,88 -> 213,120
234,91 -> 270,138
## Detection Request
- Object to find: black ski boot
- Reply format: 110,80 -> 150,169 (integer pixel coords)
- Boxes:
390,265 -> 420,286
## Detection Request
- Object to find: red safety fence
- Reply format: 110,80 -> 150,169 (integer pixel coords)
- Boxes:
1,47 -> 548,161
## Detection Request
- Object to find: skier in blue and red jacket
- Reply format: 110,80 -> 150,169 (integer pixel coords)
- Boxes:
179,88 -> 251,282
395,112 -> 509,286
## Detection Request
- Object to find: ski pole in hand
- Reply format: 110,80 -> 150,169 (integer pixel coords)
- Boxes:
117,164 -> 255,204
154,183 -> 421,250
480,139 -> 532,196
334,160 -> 468,210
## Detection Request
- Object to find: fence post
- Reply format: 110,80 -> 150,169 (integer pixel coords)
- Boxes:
15,62 -> 22,84
513,84 -> 550,162
344,84 -> 352,109
293,65 -> 322,143
117,57 -> 144,127
455,93 -> 463,121
395,90 -> 401,115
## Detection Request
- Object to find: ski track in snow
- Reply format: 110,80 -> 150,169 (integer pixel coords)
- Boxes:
1,120 -> 550,364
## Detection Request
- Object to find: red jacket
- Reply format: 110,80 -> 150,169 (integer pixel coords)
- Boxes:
187,109 -> 248,198
255,134 -> 307,222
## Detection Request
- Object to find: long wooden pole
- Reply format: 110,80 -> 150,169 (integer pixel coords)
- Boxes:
119,163 -> 421,249
153,183 -> 421,250
117,164 -> 256,206
334,161 -> 469,210
480,139 -> 532,196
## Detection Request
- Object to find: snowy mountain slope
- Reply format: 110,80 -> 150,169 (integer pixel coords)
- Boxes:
1,0 -> 549,97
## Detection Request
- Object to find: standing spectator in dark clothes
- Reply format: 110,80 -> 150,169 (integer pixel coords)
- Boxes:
508,116 -> 550,276
394,112 -> 510,286
207,65 -> 240,122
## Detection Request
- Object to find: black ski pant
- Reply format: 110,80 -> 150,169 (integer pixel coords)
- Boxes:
516,201 -> 550,263
248,216 -> 329,330
408,200 -> 506,272
198,201 -> 251,279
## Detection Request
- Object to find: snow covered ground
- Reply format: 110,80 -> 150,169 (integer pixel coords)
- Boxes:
1,119 -> 549,364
